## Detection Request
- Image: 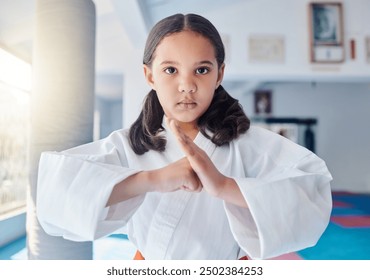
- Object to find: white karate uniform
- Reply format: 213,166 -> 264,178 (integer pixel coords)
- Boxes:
36,118 -> 332,260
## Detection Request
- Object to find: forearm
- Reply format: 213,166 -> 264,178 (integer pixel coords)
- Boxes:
217,177 -> 248,208
107,157 -> 202,206
106,170 -> 155,206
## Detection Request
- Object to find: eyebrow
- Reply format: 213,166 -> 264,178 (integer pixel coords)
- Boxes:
160,60 -> 215,67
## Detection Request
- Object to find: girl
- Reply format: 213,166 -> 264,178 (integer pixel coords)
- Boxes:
37,13 -> 332,260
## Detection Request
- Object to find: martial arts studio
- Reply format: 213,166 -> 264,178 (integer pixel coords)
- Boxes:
1,0 -> 370,261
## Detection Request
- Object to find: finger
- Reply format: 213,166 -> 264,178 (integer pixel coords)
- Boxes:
182,184 -> 202,193
181,176 -> 203,192
168,119 -> 196,157
168,118 -> 188,143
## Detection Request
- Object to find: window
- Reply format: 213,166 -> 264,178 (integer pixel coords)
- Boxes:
0,48 -> 31,217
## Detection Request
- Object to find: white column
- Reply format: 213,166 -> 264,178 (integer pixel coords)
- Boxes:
28,0 -> 96,259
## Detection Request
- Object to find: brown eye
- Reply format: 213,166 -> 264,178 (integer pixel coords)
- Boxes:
196,67 -> 209,75
164,67 -> 177,74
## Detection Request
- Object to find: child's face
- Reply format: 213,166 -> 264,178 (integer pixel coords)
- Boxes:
144,30 -> 224,127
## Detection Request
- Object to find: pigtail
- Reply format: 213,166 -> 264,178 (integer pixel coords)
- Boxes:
129,86 -> 249,155
198,85 -> 250,146
129,90 -> 166,155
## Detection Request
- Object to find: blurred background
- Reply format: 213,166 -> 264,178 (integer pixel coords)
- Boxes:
0,0 -> 369,259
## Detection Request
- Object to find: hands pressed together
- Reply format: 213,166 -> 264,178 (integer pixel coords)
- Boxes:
153,119 -> 228,198
108,119 -> 247,208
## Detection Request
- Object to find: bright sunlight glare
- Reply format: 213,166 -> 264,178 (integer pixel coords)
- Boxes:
0,48 -> 31,92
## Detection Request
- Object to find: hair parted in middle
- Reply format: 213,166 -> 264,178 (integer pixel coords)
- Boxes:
129,13 -> 250,155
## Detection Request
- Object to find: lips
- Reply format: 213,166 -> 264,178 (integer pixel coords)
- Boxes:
177,100 -> 197,109
178,99 -> 196,104
178,101 -> 196,105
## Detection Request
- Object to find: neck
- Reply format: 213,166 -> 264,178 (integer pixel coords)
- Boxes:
177,121 -> 199,140
164,116 -> 199,140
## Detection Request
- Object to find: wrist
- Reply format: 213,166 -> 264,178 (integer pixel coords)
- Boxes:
145,169 -> 161,192
217,177 -> 248,208
215,176 -> 231,199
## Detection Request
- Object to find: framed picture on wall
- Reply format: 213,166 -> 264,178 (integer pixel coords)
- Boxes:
254,90 -> 272,116
366,37 -> 370,63
309,2 -> 344,63
269,124 -> 299,144
248,35 -> 285,63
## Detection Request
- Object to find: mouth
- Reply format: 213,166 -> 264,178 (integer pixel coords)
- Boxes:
177,100 -> 197,109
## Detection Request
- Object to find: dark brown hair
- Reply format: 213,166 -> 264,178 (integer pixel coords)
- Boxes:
129,14 -> 250,155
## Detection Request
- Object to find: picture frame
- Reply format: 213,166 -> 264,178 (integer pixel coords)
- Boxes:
366,37 -> 370,63
248,35 -> 285,63
254,90 -> 272,116
269,124 -> 299,144
309,2 -> 344,63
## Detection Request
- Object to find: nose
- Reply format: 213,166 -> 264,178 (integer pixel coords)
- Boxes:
178,74 -> 197,94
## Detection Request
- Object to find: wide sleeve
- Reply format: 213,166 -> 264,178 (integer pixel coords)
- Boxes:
224,129 -> 333,260
36,130 -> 145,241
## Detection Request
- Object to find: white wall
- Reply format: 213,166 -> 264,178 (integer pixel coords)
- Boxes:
95,97 -> 123,138
208,0 -> 370,81
118,0 -> 370,193
237,82 -> 370,193
121,0 -> 370,124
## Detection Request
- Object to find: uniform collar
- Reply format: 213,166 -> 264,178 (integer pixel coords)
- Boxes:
162,116 -> 217,158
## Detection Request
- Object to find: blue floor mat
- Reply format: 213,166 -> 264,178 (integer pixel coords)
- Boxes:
1,192 -> 370,260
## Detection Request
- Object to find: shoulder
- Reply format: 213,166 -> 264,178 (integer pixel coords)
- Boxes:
233,125 -> 286,146
64,128 -> 131,155
232,125 -> 311,164
108,128 -> 130,140
104,128 -> 132,150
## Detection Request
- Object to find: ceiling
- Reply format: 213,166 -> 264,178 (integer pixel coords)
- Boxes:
0,0 -> 249,100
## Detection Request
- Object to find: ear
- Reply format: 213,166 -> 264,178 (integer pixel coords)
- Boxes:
143,65 -> 155,89
216,63 -> 225,88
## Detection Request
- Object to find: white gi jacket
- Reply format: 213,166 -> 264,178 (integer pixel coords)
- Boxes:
36,119 -> 332,260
